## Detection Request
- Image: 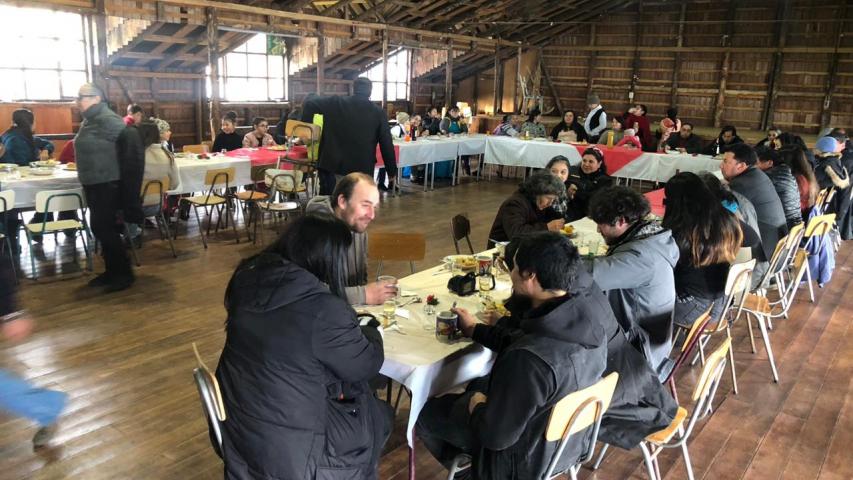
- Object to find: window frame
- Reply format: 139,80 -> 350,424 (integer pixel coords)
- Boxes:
218,34 -> 287,102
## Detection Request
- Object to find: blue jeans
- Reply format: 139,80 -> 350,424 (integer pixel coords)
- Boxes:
0,369 -> 66,426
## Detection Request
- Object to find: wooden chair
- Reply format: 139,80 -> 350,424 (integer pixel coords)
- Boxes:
450,213 -> 474,255
24,189 -> 92,280
192,343 -> 226,458
801,213 -> 836,301
183,144 -> 210,154
126,178 -> 178,265
283,119 -> 322,195
635,339 -> 732,480
447,373 -> 620,480
0,190 -> 19,282
367,232 -> 426,276
180,167 -> 240,249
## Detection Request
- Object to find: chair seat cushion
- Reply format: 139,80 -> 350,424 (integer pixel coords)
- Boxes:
645,406 -> 688,445
26,220 -> 82,234
185,195 -> 227,206
261,201 -> 299,211
235,191 -> 269,201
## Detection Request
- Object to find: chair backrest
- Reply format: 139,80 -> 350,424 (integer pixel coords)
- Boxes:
0,190 -> 15,214
804,213 -> 836,238
814,187 -> 834,212
183,144 -> 210,154
192,343 -> 226,421
692,337 -> 731,404
450,214 -> 474,255
715,259 -> 756,333
192,343 -> 226,457
542,373 -> 619,477
665,307 -> 713,387
204,167 -> 235,188
34,188 -> 86,214
368,232 -> 426,262
140,177 -> 169,207
265,169 -> 304,193
285,119 -> 321,139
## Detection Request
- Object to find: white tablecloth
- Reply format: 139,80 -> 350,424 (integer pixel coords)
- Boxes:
394,138 -> 460,168
484,136 -> 583,168
1,155 -> 254,208
612,152 -> 721,182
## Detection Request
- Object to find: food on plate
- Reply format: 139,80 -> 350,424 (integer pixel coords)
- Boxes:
65,162 -> 77,170
267,145 -> 287,151
562,225 -> 575,235
453,256 -> 477,270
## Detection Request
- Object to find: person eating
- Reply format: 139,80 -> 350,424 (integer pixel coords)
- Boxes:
487,171 -> 566,248
242,116 -> 277,148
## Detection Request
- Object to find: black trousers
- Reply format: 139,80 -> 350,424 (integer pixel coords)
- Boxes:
84,182 -> 132,279
318,168 -> 338,196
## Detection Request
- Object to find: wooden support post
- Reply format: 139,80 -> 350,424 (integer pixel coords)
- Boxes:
382,30 -> 388,109
445,40 -> 453,110
206,7 -> 221,142
586,23 -> 597,99
93,0 -> 109,92
317,27 -> 325,95
472,67 -> 479,115
515,45 -> 522,113
821,3 -> 847,129
628,0 -> 643,105
670,2 -> 686,107
195,78 -> 204,143
713,1 -> 737,128
761,0 -> 791,130
492,45 -> 499,114
408,47 -> 416,113
538,46 -> 563,115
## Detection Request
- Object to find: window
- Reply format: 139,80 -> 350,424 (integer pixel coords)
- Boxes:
0,6 -> 89,101
364,49 -> 410,102
216,34 -> 286,101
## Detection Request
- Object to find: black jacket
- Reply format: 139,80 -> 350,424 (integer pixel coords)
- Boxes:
468,286 -> 608,479
565,167 -> 613,221
701,135 -> 744,156
665,133 -> 705,154
764,164 -> 803,228
729,166 -> 788,262
487,192 -> 555,248
116,126 -> 145,225
215,254 -> 391,480
213,131 -> 243,152
302,94 -> 397,179
473,270 -> 677,450
549,121 -> 587,142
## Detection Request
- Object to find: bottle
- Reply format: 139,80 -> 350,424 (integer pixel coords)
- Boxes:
607,130 -> 614,148
411,123 -> 417,142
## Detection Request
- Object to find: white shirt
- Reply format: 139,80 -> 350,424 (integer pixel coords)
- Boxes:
584,106 -> 607,138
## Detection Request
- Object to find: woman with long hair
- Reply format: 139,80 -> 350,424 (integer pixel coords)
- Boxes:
549,110 -> 587,143
778,145 -> 819,219
1,109 -> 54,166
212,111 -> 242,152
242,116 -> 277,148
663,172 -> 757,327
520,107 -> 546,138
564,146 -> 612,221
546,155 -> 572,220
216,213 -> 391,479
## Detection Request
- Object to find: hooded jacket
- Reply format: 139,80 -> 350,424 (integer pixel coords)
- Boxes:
590,221 -> 679,374
729,166 -> 789,262
763,164 -> 803,228
468,290 -> 608,479
472,270 -> 677,451
304,196 -> 369,305
74,102 -> 126,185
215,254 -> 391,479
487,191 -> 557,248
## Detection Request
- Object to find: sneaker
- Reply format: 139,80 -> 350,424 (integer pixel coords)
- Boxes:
33,423 -> 58,449
103,275 -> 135,293
87,273 -> 111,288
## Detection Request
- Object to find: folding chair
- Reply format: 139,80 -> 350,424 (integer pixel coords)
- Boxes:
447,373 -> 620,480
284,119 -> 322,196
233,168 -> 271,242
368,232 -> 426,276
0,190 -> 19,281
636,339 -> 732,480
126,178 -> 178,265
192,342 -> 226,458
450,214 -> 474,255
24,189 -> 92,280
665,306 -> 713,404
252,170 -> 303,244
180,168 -> 240,249
801,213 -> 836,301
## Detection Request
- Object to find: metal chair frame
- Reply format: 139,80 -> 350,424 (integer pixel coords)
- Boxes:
24,189 -> 92,280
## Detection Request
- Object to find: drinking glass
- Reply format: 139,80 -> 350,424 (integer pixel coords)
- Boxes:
377,275 -> 399,301
382,300 -> 396,327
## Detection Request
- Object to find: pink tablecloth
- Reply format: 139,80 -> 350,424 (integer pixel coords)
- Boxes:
572,144 -> 643,174
645,188 -> 666,217
226,146 -> 307,166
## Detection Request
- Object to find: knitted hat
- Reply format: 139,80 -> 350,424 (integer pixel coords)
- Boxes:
395,112 -> 410,124
151,117 -> 171,134
587,94 -> 600,105
815,136 -> 841,155
77,83 -> 103,98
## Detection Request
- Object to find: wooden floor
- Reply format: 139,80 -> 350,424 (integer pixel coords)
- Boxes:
0,177 -> 851,480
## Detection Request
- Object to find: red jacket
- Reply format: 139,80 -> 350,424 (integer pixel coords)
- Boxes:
624,113 -> 653,150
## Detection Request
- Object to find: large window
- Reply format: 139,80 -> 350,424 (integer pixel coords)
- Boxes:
0,6 -> 89,101
218,34 -> 286,102
364,49 -> 410,102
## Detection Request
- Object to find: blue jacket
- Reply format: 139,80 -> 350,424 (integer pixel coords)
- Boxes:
0,130 -> 54,166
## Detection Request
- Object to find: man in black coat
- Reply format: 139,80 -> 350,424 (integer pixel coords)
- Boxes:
416,233 -> 608,480
302,77 -> 397,195
756,147 -> 803,228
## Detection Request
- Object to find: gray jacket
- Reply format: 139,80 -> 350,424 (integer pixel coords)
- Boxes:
729,166 -> 788,262
74,102 -> 126,186
590,222 -> 679,373
305,196 -> 368,305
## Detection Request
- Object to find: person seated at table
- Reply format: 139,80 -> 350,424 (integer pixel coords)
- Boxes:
124,104 -> 144,126
545,155 -> 572,221
623,104 -> 653,151
663,122 -> 703,154
755,126 -> 782,150
658,108 -> 681,146
423,106 -> 442,136
779,145 -> 819,219
440,106 -> 468,135
487,171 -> 565,248
305,173 -> 397,306
564,146 -> 613,221
596,116 -> 624,146
587,186 -> 679,375
756,147 -> 803,229
1,109 -> 54,166
242,116 -> 277,148
151,118 -> 174,153
416,232 -> 608,480
615,128 -> 642,150
663,172 -> 758,329
212,111 -> 243,153
702,125 -> 743,156
215,213 -> 393,480
493,114 -> 519,137
549,110 -> 587,143
459,236 -> 678,455
520,108 -> 546,138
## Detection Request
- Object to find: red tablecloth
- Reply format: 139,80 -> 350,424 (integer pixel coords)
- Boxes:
375,144 -> 401,167
645,188 -> 666,217
572,144 -> 643,174
225,146 -> 307,166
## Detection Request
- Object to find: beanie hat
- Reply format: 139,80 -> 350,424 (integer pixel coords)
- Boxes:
815,136 -> 840,155
587,94 -> 600,105
151,117 -> 171,135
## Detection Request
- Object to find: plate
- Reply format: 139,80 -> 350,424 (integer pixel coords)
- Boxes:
0,163 -> 18,170
442,255 -> 477,270
32,160 -> 59,168
267,145 -> 287,151
28,168 -> 54,176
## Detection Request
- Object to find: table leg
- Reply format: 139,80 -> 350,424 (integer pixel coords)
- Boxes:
424,164 -> 429,192
409,427 -> 416,480
431,163 -> 436,191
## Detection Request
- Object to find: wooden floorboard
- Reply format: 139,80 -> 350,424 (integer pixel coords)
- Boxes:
0,177 -> 850,480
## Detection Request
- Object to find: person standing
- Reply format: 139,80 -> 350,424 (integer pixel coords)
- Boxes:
74,83 -> 136,292
302,77 -> 397,195
583,94 -> 607,143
